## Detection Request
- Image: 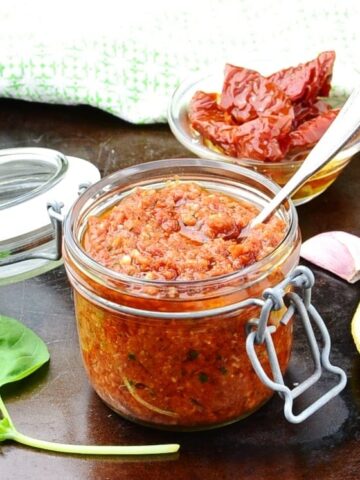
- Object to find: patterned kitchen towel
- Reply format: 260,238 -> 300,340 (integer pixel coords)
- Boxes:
0,0 -> 359,124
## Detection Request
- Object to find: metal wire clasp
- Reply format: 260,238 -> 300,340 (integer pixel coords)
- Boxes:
0,180 -> 93,267
246,266 -> 347,424
24,200 -> 64,262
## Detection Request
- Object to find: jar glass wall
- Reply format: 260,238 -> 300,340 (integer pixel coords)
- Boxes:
63,159 -> 301,430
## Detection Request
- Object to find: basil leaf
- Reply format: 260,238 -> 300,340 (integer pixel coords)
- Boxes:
0,315 -> 50,387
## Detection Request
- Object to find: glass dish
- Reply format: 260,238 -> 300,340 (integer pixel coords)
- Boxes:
168,67 -> 360,205
63,159 -> 301,430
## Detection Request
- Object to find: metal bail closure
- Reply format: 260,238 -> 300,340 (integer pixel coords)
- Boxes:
36,183 -> 92,262
0,200 -> 65,266
32,200 -> 64,262
246,266 -> 347,424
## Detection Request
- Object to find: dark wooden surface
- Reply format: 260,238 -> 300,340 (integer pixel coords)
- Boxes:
0,99 -> 359,480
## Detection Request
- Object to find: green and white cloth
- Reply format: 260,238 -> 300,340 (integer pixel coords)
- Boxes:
0,0 -> 359,124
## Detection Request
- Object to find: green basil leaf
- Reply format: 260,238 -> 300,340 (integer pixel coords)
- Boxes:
0,315 -> 49,387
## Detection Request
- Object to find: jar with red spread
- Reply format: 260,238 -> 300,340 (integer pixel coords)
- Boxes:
63,159 -> 346,430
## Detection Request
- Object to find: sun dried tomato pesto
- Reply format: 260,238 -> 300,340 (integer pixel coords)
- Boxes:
75,294 -> 292,428
84,181 -> 286,281
67,178 -> 297,429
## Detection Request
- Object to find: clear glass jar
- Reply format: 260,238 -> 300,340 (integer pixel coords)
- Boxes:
63,159 -> 301,430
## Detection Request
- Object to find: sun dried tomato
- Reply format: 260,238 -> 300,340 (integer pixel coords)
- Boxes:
189,91 -> 235,154
189,91 -> 236,157
190,78 -> 294,161
229,115 -> 292,161
189,91 -> 226,123
288,109 -> 339,150
219,64 -> 260,123
188,52 -> 339,162
268,51 -> 335,104
219,64 -> 294,127
293,99 -> 331,127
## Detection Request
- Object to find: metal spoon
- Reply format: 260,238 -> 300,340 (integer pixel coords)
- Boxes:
247,84 -> 360,229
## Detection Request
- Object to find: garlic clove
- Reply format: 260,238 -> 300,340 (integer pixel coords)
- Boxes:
300,231 -> 360,283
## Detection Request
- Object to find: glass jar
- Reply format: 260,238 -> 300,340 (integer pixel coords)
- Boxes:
63,159 -> 301,430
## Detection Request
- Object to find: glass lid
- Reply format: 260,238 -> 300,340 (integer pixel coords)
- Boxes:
0,148 -> 68,210
0,147 -> 100,285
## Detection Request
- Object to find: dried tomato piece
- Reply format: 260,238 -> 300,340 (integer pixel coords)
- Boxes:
288,109 -> 339,151
190,73 -> 294,162
219,64 -> 260,123
230,115 -> 292,161
189,91 -> 227,124
293,99 -> 331,127
268,51 -> 335,104
219,64 -> 294,126
189,91 -> 237,156
189,89 -> 294,161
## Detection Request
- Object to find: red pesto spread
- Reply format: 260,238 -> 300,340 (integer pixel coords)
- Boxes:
76,295 -> 292,428
84,181 -> 286,281
74,181 -> 292,428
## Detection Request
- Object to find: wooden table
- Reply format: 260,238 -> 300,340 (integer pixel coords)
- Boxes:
0,99 -> 359,480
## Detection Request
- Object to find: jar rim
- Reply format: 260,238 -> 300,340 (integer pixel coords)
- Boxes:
64,158 -> 299,288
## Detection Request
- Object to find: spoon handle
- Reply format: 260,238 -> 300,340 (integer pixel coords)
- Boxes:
252,85 -> 360,226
